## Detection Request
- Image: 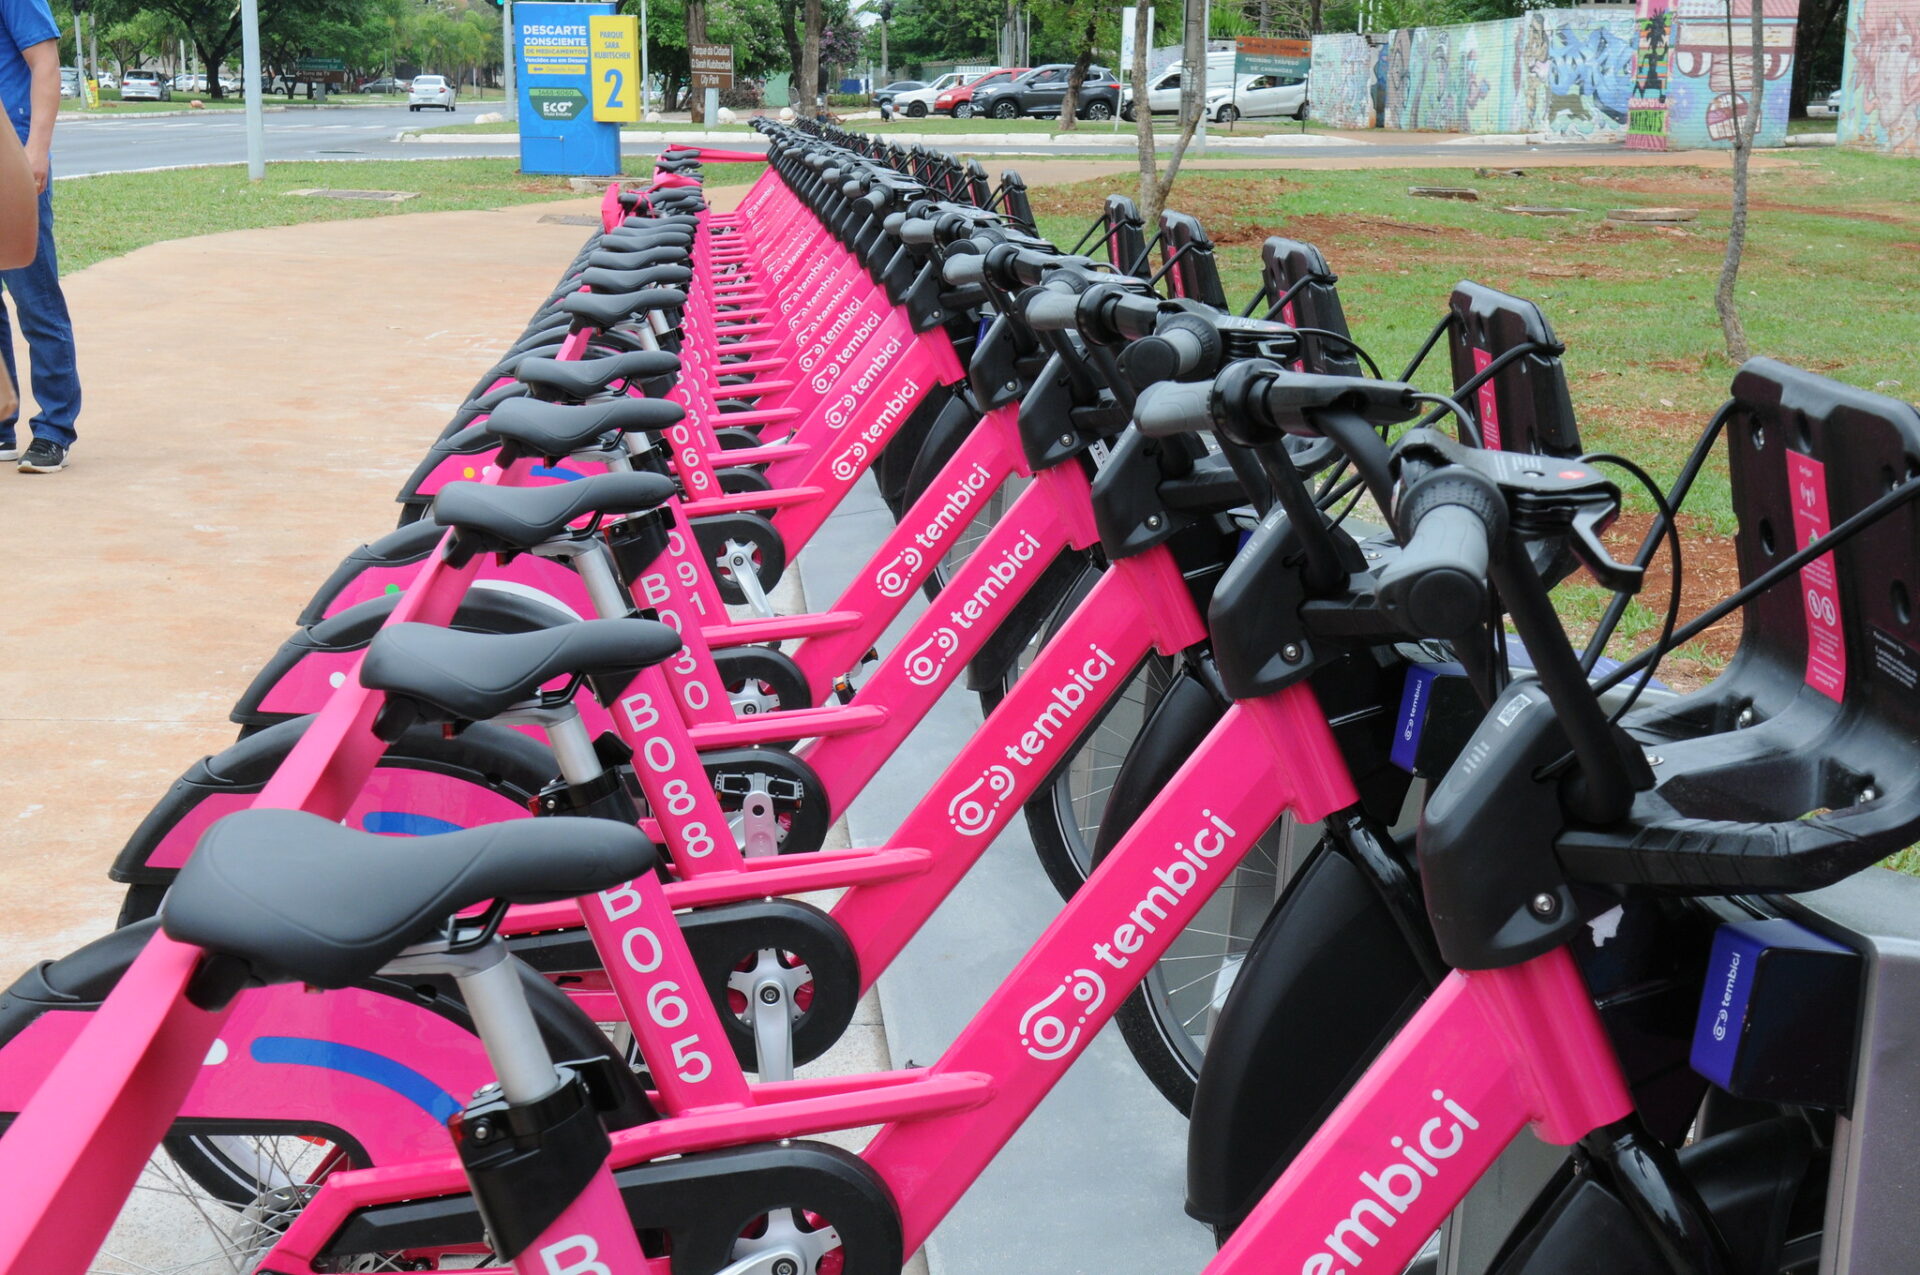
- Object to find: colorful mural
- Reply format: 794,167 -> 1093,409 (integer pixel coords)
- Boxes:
1664,0 -> 1798,147
1837,0 -> 1920,155
1307,1 -> 1792,146
1357,10 -> 1635,136
1626,0 -> 1676,149
1308,33 -> 1382,129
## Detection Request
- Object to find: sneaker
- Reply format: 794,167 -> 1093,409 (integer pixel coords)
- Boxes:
17,439 -> 68,473
0,440 -> 17,462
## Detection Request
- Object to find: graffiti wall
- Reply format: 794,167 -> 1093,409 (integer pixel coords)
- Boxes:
1312,10 -> 1636,136
1308,33 -> 1381,128
1837,0 -> 1920,155
1625,0 -> 1675,148
1663,0 -> 1798,147
1308,0 -> 1794,147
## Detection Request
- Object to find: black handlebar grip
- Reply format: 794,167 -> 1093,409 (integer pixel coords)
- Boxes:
1132,378 -> 1218,439
1121,327 -> 1209,388
942,251 -> 988,288
1023,288 -> 1083,332
1376,472 -> 1505,639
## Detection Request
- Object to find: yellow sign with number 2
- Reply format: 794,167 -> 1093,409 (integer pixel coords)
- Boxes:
589,15 -> 641,123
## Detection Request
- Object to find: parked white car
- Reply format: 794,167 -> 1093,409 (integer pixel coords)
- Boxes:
409,74 -> 456,112
119,69 -> 172,101
1208,72 -> 1308,122
889,71 -> 981,119
1121,53 -> 1238,120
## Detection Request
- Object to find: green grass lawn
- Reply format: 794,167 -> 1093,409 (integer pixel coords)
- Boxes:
411,113 -> 1310,137
1029,149 -> 1920,679
52,156 -> 763,273
1038,150 -> 1920,530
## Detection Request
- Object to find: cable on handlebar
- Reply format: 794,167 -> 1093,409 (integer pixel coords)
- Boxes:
1580,400 -> 1735,673
1592,470 -> 1920,701
1409,391 -> 1484,449
1578,451 -> 1683,725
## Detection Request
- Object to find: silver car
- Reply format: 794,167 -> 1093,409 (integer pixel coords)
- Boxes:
119,70 -> 172,102
409,74 -> 456,112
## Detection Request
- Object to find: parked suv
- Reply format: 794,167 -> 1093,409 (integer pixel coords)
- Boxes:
939,66 -> 1026,117
971,63 -> 1122,120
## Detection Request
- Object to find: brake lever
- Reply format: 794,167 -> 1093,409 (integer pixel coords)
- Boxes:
1568,503 -> 1644,594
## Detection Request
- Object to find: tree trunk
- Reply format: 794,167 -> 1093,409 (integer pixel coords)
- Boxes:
1057,14 -> 1096,130
799,0 -> 823,116
1133,1 -> 1157,218
779,1 -> 803,105
1715,0 -> 1765,364
1135,1 -> 1209,227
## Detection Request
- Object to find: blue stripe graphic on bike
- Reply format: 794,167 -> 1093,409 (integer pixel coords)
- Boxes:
248,1038 -> 462,1121
529,465 -> 586,481
360,811 -> 466,837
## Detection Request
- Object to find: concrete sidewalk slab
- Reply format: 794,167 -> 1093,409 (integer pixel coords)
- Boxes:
0,196 -> 609,974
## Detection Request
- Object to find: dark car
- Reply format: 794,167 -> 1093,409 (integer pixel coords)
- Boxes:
872,79 -> 924,108
970,63 -> 1122,120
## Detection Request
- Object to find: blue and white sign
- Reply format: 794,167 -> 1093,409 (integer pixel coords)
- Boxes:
517,1 -> 620,176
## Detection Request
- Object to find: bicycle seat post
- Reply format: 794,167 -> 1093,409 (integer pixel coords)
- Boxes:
388,935 -> 561,1105
538,532 -> 637,622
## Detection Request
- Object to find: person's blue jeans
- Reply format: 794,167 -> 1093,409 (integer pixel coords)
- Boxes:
0,183 -> 80,449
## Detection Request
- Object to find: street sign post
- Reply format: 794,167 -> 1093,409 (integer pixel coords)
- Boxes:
690,41 -> 732,122
517,1 -> 620,175
589,14 -> 642,123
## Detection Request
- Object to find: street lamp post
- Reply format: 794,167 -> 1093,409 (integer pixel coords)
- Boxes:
502,0 -> 517,120
240,0 -> 265,178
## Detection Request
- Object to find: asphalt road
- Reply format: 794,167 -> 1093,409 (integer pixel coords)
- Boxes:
52,104 -> 491,176
51,102 -> 1625,176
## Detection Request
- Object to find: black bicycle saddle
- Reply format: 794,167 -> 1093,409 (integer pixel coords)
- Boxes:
161,809 -> 655,988
579,264 -> 695,295
482,395 -> 684,457
433,471 -> 677,552
515,351 -> 682,401
584,246 -> 691,273
362,618 -> 681,725
561,288 -> 690,333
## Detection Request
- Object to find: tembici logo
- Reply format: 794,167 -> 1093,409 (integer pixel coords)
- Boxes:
1296,1089 -> 1482,1274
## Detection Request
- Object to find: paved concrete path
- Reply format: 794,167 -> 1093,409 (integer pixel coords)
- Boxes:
0,196 -> 610,972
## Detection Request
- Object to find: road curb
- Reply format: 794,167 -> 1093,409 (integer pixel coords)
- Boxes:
399,127 -> 1352,150
59,101 -> 507,124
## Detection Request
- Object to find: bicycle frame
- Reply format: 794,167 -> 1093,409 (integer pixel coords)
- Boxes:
242,683 -> 1369,1272
298,399 -> 1022,727
231,411 -> 1081,836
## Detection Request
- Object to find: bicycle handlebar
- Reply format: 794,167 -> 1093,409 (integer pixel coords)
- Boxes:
1376,469 -> 1505,639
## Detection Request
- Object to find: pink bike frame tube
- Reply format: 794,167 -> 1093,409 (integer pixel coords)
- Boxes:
765,337 -> 966,550
860,685 -> 1361,1252
511,1169 -> 656,1275
799,459 -> 1101,814
784,404 -> 1024,700
0,935 -> 229,1273
1212,948 -> 1633,1275
830,542 -> 1205,981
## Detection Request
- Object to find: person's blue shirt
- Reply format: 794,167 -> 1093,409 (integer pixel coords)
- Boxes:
0,0 -> 59,141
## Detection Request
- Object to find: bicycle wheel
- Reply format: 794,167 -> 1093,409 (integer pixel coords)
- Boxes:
88,1138 -> 498,1273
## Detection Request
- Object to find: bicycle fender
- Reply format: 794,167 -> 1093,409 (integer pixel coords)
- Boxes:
236,588 -> 578,730
1184,845 -> 1427,1231
109,715 -> 554,895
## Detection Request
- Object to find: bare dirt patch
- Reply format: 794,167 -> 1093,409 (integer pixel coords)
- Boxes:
1595,510 -> 1742,690
1026,175 -> 1304,245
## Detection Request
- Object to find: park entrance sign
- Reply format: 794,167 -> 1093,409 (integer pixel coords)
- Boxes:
516,1 -> 620,176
